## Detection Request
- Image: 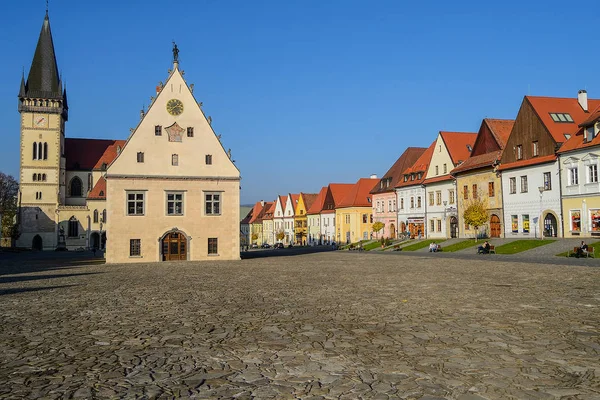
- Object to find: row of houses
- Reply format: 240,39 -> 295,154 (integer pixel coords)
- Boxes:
243,90 -> 600,246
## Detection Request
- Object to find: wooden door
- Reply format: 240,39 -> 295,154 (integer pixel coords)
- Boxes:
450,217 -> 458,238
490,214 -> 501,238
162,232 -> 187,261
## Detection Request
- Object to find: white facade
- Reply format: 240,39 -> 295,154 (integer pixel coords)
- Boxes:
501,161 -> 562,238
307,214 -> 320,245
320,212 -> 336,244
273,196 -> 285,243
283,195 -> 295,244
424,180 -> 458,238
396,185 -> 426,237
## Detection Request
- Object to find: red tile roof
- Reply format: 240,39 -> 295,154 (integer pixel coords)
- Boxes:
300,193 -> 318,214
337,178 -> 378,208
307,186 -> 327,215
497,154 -> 556,171
262,201 -> 277,220
395,140 -> 436,188
321,184 -> 355,214
485,119 -> 514,148
87,176 -> 107,200
440,131 -> 477,165
370,147 -> 427,195
450,150 -> 502,175
249,201 -> 266,224
526,96 -> 600,143
579,105 -> 600,127
422,174 -> 453,185
64,138 -> 125,170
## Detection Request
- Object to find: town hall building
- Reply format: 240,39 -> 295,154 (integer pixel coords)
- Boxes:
17,12 -> 240,262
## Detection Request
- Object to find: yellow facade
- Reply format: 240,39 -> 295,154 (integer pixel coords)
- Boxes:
294,195 -> 309,245
562,197 -> 600,238
250,222 -> 264,246
455,169 -> 504,238
335,207 -> 373,244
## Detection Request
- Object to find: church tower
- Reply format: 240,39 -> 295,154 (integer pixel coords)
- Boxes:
17,11 -> 68,250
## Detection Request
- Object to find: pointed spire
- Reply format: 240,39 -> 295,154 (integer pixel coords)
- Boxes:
19,69 -> 26,98
25,12 -> 62,99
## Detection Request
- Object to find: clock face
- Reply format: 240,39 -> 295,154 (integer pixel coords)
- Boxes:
166,99 -> 184,116
34,115 -> 47,128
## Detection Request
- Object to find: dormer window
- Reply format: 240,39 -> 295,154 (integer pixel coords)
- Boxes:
418,172 -> 422,179
564,134 -> 571,140
404,175 -> 408,182
585,126 -> 595,143
549,113 -> 574,123
467,145 -> 472,152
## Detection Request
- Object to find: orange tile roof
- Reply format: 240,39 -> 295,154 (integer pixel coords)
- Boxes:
337,178 -> 378,208
262,201 -> 277,220
307,187 -> 328,215
485,119 -> 514,148
241,208 -> 253,224
395,140 -> 436,188
87,176 -> 107,200
249,201 -> 266,224
526,96 -> 600,143
321,183 -> 355,213
371,147 -> 427,195
422,175 -> 453,185
440,131 -> 477,165
558,107 -> 600,153
578,104 -> 600,127
64,138 -> 125,170
497,154 -> 556,171
300,193 -> 319,214
451,150 -> 502,175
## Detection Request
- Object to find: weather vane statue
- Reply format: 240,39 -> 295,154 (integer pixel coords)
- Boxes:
172,41 -> 179,62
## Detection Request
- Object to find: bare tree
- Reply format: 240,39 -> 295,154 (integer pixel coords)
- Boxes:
0,172 -> 19,238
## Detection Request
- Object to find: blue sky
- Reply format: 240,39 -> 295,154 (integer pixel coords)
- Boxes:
2,0 -> 599,204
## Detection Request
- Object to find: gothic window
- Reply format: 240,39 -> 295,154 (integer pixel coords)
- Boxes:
33,142 -> 37,160
42,174 -> 46,181
93,209 -> 99,223
68,216 -> 79,237
38,143 -> 43,160
43,142 -> 48,160
70,176 -> 83,197
88,173 -> 93,191
102,209 -> 106,223
33,173 -> 37,181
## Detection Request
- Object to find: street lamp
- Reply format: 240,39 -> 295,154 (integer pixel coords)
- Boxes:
443,201 -> 448,238
538,186 -> 544,240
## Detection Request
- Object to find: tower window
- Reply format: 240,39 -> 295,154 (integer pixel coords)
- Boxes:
93,209 -> 99,223
43,142 -> 48,160
69,176 -> 83,197
187,127 -> 194,137
205,154 -> 212,165
155,125 -> 162,136
33,142 -> 37,160
33,173 -> 37,181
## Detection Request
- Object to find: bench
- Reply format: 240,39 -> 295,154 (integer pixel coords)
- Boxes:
489,245 -> 496,254
568,246 -> 595,258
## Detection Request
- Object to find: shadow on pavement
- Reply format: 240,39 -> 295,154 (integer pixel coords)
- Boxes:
0,284 -> 79,297
0,272 -> 102,284
0,251 -> 105,276
241,246 -> 336,259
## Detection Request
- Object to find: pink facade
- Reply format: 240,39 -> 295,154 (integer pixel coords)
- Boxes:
372,191 -> 399,239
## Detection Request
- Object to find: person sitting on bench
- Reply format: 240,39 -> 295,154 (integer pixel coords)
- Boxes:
477,241 -> 491,254
576,241 -> 588,258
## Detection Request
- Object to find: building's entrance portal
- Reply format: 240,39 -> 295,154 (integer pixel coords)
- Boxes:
90,232 -> 100,249
544,213 -> 558,237
490,214 -> 501,238
32,235 -> 42,251
450,217 -> 458,238
162,232 -> 187,261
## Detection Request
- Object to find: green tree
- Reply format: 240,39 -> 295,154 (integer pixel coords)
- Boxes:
276,231 -> 285,241
463,197 -> 489,241
372,221 -> 385,238
251,233 -> 259,242
0,172 -> 19,240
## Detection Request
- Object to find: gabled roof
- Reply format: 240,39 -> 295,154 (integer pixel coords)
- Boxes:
337,178 -> 378,208
275,195 -> 287,217
370,147 -> 427,195
497,154 -> 556,171
526,96 -> 600,143
300,193 -> 319,214
249,201 -> 266,224
439,131 -> 477,165
240,208 -> 253,224
286,194 -> 300,216
64,139 -> 125,170
395,140 -> 436,188
262,201 -> 277,220
450,150 -> 502,175
485,119 -> 514,148
87,177 -> 107,200
23,13 -> 63,100
329,184 -> 355,205
307,187 -> 328,215
579,105 -> 600,128
558,106 -> 600,154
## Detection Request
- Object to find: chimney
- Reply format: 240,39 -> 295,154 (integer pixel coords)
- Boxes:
370,174 -> 377,179
578,89 -> 588,112
260,200 -> 264,206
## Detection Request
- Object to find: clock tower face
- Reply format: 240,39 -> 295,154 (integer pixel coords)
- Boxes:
33,114 -> 47,128
166,99 -> 184,116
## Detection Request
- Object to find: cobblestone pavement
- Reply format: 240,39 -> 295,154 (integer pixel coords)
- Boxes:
0,252 -> 599,399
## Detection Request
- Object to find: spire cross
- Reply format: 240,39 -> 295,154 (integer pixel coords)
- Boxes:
46,0 -> 49,15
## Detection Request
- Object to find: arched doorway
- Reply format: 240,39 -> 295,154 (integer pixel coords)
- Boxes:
161,231 -> 188,261
389,223 -> 396,239
544,213 -> 558,237
450,217 -> 458,238
90,232 -> 100,249
32,235 -> 42,251
490,214 -> 501,238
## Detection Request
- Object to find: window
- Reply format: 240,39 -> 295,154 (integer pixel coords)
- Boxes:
488,182 -> 495,197
370,214 -> 373,223
35,191 -> 42,200
549,112 -> 574,123
543,172 -> 552,190
87,173 -> 92,190
137,152 -> 144,163
588,164 -> 598,183
93,209 -> 99,223
569,167 -> 579,185
127,192 -> 145,215
532,141 -> 539,157
591,209 -> 600,233
33,142 -> 37,160
417,196 -> 422,208
449,190 -> 455,204
362,214 -> 368,223
43,143 -> 48,160
410,197 -> 414,208
208,238 -> 218,254
38,143 -> 42,160
32,173 -> 37,181
205,193 -> 221,215
187,127 -> 194,137
520,176 -> 528,193
443,164 -> 447,174
429,192 -> 434,206
522,214 -> 529,233
205,154 -> 212,165
102,209 -> 106,223
511,215 -> 518,233
130,239 -> 141,256
155,125 -> 162,136
172,154 -> 179,166
585,126 -> 595,142
463,185 -> 468,200
167,193 -> 184,215
437,219 -> 442,232
436,191 -> 441,205
430,219 -> 435,232
68,217 -> 78,237
345,214 -> 350,223
435,165 -> 439,175
400,198 -> 404,209
70,177 -> 83,197
509,177 -> 516,194
571,210 -> 581,232
472,184 -> 478,199
42,174 -> 46,181
516,145 -> 523,160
